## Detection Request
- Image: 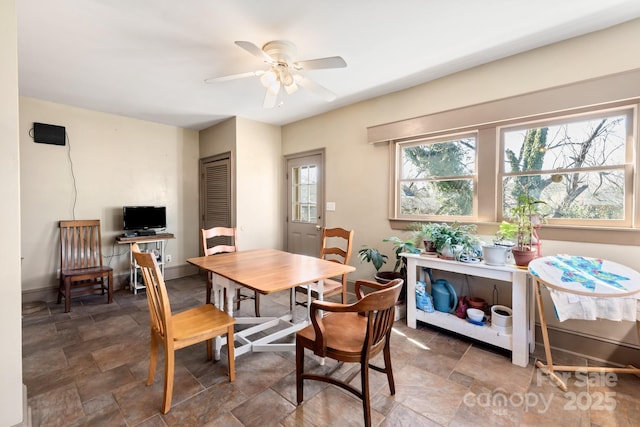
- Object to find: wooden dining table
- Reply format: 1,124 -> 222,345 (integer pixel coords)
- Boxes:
187,248 -> 355,358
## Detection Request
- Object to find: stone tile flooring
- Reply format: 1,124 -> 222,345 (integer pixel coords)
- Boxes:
22,275 -> 640,426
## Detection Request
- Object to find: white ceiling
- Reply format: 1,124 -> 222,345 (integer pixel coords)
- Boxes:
16,0 -> 640,130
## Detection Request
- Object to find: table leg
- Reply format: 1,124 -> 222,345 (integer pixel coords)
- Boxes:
211,274 -> 236,361
533,279 -> 568,392
289,288 -> 295,320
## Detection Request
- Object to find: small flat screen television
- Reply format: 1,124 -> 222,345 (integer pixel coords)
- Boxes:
123,206 -> 166,231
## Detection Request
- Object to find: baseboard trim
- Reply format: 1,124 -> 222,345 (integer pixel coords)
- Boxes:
11,384 -> 31,427
21,264 -> 199,303
534,324 -> 640,367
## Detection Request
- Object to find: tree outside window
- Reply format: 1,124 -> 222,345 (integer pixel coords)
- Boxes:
501,109 -> 630,224
398,135 -> 476,218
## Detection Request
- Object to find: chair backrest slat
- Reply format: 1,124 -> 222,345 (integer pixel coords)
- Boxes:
201,226 -> 238,256
320,227 -> 354,265
354,279 -> 402,355
59,220 -> 104,270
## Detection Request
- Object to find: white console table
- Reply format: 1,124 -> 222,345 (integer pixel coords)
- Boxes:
404,253 -> 534,367
116,233 -> 174,294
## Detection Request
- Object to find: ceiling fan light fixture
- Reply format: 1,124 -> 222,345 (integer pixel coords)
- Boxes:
266,80 -> 281,95
208,40 -> 346,107
284,81 -> 298,94
260,69 -> 278,88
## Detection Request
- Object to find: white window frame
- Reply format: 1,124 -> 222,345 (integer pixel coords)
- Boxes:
392,132 -> 478,221
498,106 -> 636,228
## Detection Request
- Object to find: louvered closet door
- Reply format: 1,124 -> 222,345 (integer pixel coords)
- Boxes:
201,156 -> 233,250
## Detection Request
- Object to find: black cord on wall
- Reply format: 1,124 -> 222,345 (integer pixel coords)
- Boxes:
65,131 -> 78,220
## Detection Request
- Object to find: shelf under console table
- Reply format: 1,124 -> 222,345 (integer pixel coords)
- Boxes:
403,253 -> 534,367
116,233 -> 175,294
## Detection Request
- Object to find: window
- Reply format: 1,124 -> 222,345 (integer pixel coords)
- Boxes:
500,107 -> 633,227
396,134 -> 477,219
291,164 -> 317,223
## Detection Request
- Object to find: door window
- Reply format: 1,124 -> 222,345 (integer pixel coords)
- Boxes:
291,164 -> 318,223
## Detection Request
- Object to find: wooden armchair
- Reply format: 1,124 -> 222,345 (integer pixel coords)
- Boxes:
132,244 -> 235,414
296,278 -> 403,427
201,226 -> 260,316
58,219 -> 113,312
293,227 -> 354,307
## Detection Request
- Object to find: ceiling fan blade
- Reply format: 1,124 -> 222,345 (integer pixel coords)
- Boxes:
293,56 -> 347,71
205,70 -> 264,83
295,75 -> 337,102
235,40 -> 275,64
263,85 -> 281,109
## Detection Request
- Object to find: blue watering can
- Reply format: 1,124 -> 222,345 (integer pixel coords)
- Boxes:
432,279 -> 458,314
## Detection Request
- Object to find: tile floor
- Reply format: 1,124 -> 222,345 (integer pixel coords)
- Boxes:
22,275 -> 640,426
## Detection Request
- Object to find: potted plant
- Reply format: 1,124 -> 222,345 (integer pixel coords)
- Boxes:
426,222 -> 477,259
357,246 -> 388,274
494,221 -> 518,247
358,236 -> 420,302
507,194 -> 546,266
481,221 -> 517,266
408,222 -> 437,253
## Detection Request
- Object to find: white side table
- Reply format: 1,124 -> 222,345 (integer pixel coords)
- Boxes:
404,253 -> 533,367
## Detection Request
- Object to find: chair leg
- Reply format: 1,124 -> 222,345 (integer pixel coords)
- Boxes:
383,338 -> 396,395
162,345 -> 175,414
206,338 -> 212,361
57,277 -> 63,304
227,325 -> 235,381
147,333 -> 159,386
361,361 -> 372,427
236,288 -> 241,311
296,338 -> 304,405
107,272 -> 113,304
205,274 -> 212,304
254,292 -> 260,317
64,278 -> 71,313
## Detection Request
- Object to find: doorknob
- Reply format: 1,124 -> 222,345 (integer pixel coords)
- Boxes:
315,225 -> 322,231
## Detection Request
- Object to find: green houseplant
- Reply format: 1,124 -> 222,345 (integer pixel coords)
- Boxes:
358,236 -> 420,302
357,246 -> 388,273
507,194 -> 546,266
424,222 -> 477,259
494,221 -> 518,246
408,222 -> 438,253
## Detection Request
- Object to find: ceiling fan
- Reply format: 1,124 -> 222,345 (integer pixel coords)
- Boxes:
205,40 -> 347,108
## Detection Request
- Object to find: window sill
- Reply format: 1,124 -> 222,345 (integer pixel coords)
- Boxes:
389,219 -> 640,246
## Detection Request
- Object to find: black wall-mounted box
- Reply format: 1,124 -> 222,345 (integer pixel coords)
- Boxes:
33,122 -> 66,146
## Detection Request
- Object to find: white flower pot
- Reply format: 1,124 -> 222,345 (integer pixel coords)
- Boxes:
491,305 -> 513,334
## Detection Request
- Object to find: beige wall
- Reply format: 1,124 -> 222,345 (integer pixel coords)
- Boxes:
236,117 -> 283,250
1,0 -> 24,424
199,117 -> 283,250
19,97 -> 200,294
199,116 -> 236,159
282,19 -> 640,352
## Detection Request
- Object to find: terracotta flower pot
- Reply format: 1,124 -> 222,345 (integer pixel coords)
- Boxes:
511,248 -> 537,267
423,240 -> 437,253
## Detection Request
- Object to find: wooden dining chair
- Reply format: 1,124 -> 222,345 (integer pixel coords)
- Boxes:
201,226 -> 260,316
296,278 -> 403,427
293,227 -> 354,308
58,219 -> 113,313
132,243 -> 236,414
